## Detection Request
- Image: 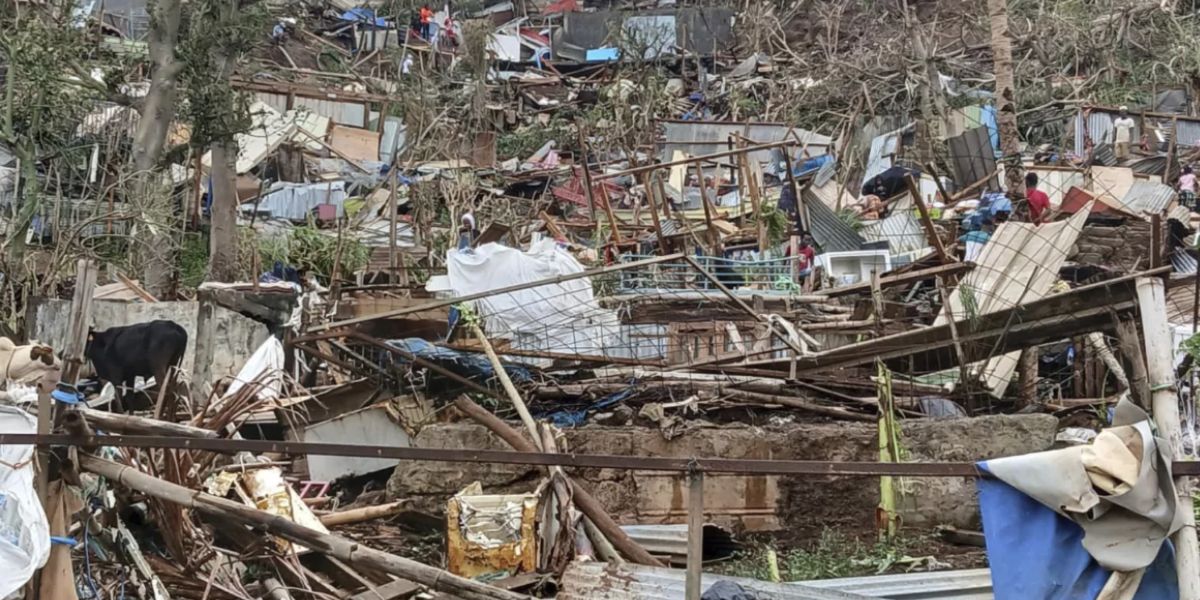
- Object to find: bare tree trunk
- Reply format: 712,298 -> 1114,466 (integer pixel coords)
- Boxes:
987,0 -> 1025,203
208,138 -> 239,282
132,0 -> 184,297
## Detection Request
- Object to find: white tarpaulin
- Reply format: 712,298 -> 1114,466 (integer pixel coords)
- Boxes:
447,239 -> 619,363
0,406 -> 49,595
221,337 -> 285,404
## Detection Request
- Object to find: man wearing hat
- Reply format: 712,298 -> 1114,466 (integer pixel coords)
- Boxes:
1112,106 -> 1136,161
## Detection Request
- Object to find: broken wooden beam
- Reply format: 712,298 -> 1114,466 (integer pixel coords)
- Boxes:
748,268 -> 1167,374
77,455 -> 527,600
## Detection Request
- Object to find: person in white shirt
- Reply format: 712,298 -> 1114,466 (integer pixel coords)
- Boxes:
1112,106 -> 1136,161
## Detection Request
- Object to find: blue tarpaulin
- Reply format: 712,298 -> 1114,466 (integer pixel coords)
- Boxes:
340,8 -> 387,27
383,338 -> 532,384
977,462 -> 1178,600
542,386 -> 636,427
791,154 -> 834,178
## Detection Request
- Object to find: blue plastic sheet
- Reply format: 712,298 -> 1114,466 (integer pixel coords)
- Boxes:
542,386 -> 636,427
977,462 -> 1178,600
340,8 -> 387,27
791,154 -> 834,178
383,338 -> 532,383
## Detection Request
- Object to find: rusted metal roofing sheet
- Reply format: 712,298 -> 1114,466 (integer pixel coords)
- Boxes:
558,562 -> 874,600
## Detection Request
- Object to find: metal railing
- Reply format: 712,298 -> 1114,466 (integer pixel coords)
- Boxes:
612,254 -> 801,292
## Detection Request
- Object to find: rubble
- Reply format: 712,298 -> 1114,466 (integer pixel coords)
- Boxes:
6,0 -> 1200,598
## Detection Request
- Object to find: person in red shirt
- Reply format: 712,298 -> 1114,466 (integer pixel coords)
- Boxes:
787,233 -> 816,281
1025,172 -> 1050,224
419,5 -> 433,40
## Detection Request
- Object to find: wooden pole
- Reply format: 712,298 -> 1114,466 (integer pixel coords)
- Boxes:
643,172 -> 668,253
685,471 -> 704,600
903,174 -> 949,263
1135,277 -> 1200,600
451,395 -> 663,567
656,170 -> 674,219
692,160 -> 719,252
388,166 -> 399,278
576,122 -> 598,223
77,455 -> 526,600
69,408 -> 222,439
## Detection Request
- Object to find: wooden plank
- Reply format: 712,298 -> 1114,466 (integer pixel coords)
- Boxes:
330,124 -> 381,162
904,174 -> 949,263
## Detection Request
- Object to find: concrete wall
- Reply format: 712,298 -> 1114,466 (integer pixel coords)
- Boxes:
27,299 -> 200,374
27,297 -> 269,398
386,415 -> 1057,532
192,302 -> 270,401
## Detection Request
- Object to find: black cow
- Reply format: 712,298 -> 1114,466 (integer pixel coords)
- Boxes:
85,320 -> 187,412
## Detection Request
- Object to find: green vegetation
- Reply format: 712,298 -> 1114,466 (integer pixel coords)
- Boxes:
177,224 -> 369,289
496,119 -> 574,160
716,530 -> 927,581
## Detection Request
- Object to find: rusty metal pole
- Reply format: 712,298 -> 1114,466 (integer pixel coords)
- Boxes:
685,470 -> 704,600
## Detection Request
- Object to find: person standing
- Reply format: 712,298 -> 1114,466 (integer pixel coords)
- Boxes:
419,4 -> 433,40
1179,165 -> 1197,210
1112,106 -> 1136,161
1025,172 -> 1050,224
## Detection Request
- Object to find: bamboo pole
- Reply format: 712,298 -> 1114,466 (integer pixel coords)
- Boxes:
78,455 -> 527,600
469,323 -> 542,450
320,501 -> 407,527
69,408 -> 222,439
1135,277 -> 1200,600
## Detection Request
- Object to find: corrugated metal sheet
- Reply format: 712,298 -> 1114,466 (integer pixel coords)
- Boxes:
862,123 -> 912,187
1090,143 -> 1118,167
938,208 -> 1090,398
1172,248 -> 1197,275
800,568 -> 993,600
247,181 -> 348,221
946,127 -> 999,192
1075,110 -> 1141,156
559,562 -> 875,600
805,190 -> 865,252
859,210 -> 927,254
814,157 -> 837,187
1025,168 -> 1084,209
618,524 -> 738,559
660,121 -> 831,165
1119,180 -> 1175,215
255,92 -> 367,126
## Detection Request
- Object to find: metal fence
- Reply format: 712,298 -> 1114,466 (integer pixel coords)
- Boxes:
613,254 -> 801,291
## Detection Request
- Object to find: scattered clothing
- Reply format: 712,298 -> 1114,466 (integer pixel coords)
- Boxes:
960,229 -> 991,262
